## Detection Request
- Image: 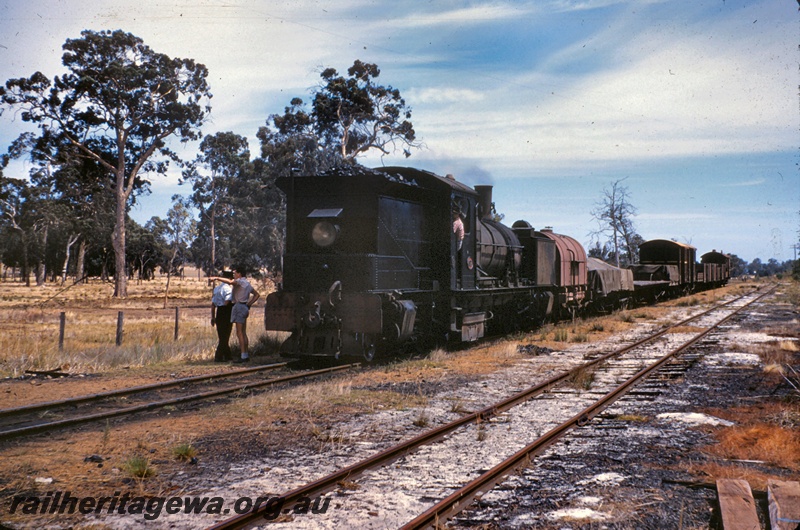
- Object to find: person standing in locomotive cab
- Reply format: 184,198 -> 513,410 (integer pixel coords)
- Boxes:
452,207 -> 465,251
210,266 -> 260,363
210,269 -> 234,362
452,206 -> 465,285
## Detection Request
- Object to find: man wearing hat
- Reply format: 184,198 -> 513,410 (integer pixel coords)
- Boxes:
210,269 -> 234,362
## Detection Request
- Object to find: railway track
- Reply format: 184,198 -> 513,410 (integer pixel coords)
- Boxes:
205,286 -> 773,529
0,362 -> 359,441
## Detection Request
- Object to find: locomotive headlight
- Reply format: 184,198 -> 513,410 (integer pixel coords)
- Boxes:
312,221 -> 339,247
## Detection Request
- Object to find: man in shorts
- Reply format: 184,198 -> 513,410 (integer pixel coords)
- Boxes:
210,266 -> 260,362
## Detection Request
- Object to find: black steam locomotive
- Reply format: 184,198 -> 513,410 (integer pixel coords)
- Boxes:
264,166 -> 730,361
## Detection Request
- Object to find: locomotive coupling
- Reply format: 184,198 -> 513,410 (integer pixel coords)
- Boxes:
303,301 -> 323,328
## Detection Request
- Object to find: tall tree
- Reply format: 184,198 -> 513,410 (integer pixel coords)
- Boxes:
311,60 -> 419,162
590,179 -> 640,267
147,197 -> 196,307
259,60 -> 418,168
0,176 -> 31,283
225,158 -> 286,275
0,29 -> 211,297
7,131 -> 83,285
727,254 -> 747,278
215,59 -> 418,276
181,132 -> 249,272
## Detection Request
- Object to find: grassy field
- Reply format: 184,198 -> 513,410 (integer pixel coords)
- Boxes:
0,275 -> 280,377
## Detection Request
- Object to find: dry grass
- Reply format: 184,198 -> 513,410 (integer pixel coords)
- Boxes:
567,366 -> 596,390
237,379 -> 428,423
223,377 -> 431,451
691,400 -> 800,488
0,277 -> 277,376
738,340 -> 799,377
374,339 -> 524,381
665,325 -> 707,335
775,279 -> 800,307
780,340 -> 799,352
532,316 -> 633,351
685,461 -> 794,491
706,423 -> 800,470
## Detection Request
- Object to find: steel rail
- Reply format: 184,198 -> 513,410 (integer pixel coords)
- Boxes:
0,364 -> 359,441
400,287 -> 775,529
0,362 -> 289,419
204,288 -> 764,530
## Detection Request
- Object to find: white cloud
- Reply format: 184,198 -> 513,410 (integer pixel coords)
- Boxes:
722,179 -> 767,187
637,212 -> 715,221
405,87 -> 485,104
392,3 -> 534,28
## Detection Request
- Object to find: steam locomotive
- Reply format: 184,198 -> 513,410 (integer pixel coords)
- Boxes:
264,166 -> 730,361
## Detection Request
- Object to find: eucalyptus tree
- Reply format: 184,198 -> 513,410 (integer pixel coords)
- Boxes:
251,98 -> 342,275
181,132 -> 250,273
590,179 -> 640,267
312,60 -> 419,162
262,60 -> 419,167
0,176 -> 30,283
6,130 -> 92,284
0,29 -> 212,297
147,197 -> 196,306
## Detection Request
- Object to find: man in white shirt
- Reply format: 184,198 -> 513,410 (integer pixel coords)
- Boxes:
211,270 -> 234,362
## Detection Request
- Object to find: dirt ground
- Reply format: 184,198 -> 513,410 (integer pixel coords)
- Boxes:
0,280 -> 797,529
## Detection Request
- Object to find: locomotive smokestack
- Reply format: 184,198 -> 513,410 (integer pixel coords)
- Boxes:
474,185 -> 493,221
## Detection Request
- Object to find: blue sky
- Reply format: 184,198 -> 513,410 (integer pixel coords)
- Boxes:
0,0 -> 797,262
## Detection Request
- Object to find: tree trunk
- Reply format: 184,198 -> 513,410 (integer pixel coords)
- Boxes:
21,233 -> 30,287
35,224 -> 49,287
210,207 -> 216,272
112,170 -> 128,298
210,182 -> 217,271
61,234 -> 80,285
76,239 -> 86,283
163,246 -> 178,308
35,262 -> 45,287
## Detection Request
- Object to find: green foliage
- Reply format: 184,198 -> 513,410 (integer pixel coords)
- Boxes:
181,132 -> 250,273
171,443 -> 197,462
312,60 -> 418,160
746,257 -> 795,277
728,253 -> 748,277
3,52 -> 415,281
123,455 -> 156,478
261,59 -> 418,165
1,29 -> 212,296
